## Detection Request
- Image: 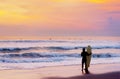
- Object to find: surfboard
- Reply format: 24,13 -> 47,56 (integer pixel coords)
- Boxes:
86,45 -> 92,68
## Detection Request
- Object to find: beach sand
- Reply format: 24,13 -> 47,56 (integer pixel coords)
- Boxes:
0,64 -> 119,79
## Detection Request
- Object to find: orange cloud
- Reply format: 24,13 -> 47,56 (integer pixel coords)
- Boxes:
0,0 -> 119,36
87,0 -> 108,3
0,2 -> 49,25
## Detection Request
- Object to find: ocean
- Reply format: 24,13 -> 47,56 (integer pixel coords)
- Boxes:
0,36 -> 120,69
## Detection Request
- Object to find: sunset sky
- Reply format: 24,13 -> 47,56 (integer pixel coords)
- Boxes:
0,0 -> 120,37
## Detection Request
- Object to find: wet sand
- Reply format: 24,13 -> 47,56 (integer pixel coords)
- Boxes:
0,64 -> 119,79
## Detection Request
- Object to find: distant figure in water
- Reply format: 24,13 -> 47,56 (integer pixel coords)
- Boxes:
86,45 -> 92,68
81,47 -> 88,71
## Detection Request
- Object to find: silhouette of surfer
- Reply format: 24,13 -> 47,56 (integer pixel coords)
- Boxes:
81,46 -> 92,74
81,48 -> 88,71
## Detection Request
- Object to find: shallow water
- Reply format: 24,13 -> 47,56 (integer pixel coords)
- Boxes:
0,36 -> 120,69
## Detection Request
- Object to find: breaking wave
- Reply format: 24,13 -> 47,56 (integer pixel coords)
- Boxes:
1,53 -> 79,58
1,52 -> 120,58
0,47 -> 40,53
45,46 -> 120,50
0,52 -> 120,63
0,45 -> 120,53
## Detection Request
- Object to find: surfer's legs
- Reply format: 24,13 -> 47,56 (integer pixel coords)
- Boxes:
82,59 -> 86,71
82,61 -> 84,71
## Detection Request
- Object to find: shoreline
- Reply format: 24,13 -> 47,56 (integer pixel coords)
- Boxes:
0,63 -> 119,70
0,63 -> 119,79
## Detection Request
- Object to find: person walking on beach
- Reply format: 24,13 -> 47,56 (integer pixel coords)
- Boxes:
86,45 -> 92,68
81,47 -> 88,71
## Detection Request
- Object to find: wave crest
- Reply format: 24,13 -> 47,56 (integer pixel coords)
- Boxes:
1,52 -> 120,58
0,47 -> 39,53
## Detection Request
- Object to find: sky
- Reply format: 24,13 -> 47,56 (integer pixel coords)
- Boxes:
0,0 -> 120,37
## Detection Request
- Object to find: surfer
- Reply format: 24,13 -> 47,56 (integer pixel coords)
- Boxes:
81,47 -> 89,71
